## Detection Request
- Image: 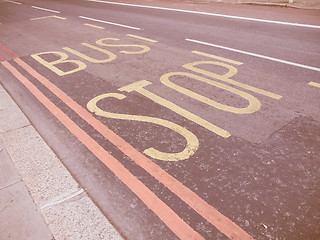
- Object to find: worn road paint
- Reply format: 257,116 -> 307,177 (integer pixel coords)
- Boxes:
126,34 -> 158,43
87,93 -> 199,161
84,23 -> 105,29
308,81 -> 320,88
31,6 -> 60,14
31,37 -> 150,76
186,39 -> 320,72
160,71 -> 262,114
2,58 -> 205,240
185,54 -> 282,100
0,43 -> 18,59
79,16 -> 141,30
64,44 -> 117,63
30,15 -> 66,21
96,38 -> 150,54
119,80 -> 231,138
31,51 -> 87,76
87,0 -> 320,29
0,53 -> 6,61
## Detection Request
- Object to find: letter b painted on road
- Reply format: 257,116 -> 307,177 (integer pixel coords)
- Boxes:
31,51 -> 86,76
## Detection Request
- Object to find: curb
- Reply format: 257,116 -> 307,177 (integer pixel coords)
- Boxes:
239,1 -> 320,10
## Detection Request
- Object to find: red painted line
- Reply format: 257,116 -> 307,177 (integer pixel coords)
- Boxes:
0,43 -> 18,59
1,60 -> 204,240
0,42 -> 255,240
0,52 -> 6,62
17,57 -> 255,240
0,49 -> 8,62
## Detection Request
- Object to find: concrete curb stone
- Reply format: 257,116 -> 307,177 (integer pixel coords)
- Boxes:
169,0 -> 320,9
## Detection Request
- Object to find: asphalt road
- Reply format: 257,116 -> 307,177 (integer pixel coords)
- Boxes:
0,0 -> 320,239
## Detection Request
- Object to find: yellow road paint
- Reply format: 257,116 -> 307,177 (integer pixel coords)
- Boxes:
96,38 -> 150,54
84,23 -> 105,29
192,50 -> 243,65
126,34 -> 158,43
308,81 -> 320,88
119,80 -> 231,138
184,60 -> 282,100
30,15 -> 66,21
87,93 -> 199,161
64,44 -> 116,63
31,51 -> 86,76
161,72 -> 261,114
30,36 -> 150,76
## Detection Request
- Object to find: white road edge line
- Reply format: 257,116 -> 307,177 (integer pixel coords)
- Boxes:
186,38 -> 320,72
79,15 -> 141,30
3,0 -> 22,5
32,6 -> 60,14
86,0 -> 320,29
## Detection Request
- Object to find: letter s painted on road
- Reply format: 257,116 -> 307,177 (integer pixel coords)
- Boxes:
87,93 -> 199,161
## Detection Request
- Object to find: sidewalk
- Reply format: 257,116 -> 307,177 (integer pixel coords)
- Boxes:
222,0 -> 320,9
0,83 -> 123,240
174,0 -> 320,9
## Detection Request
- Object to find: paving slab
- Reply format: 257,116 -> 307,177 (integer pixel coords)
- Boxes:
41,191 -> 123,240
1,125 -> 81,207
0,139 -> 20,190
0,181 -> 52,240
0,86 -> 30,133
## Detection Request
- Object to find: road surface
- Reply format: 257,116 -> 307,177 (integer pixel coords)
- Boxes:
0,0 -> 319,239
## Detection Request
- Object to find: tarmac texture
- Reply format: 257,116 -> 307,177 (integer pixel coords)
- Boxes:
0,0 -> 319,239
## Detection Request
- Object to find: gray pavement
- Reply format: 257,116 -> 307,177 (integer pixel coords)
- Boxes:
173,0 -> 320,9
0,83 -> 123,240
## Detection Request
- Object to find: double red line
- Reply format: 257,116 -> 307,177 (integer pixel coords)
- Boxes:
0,43 -> 255,240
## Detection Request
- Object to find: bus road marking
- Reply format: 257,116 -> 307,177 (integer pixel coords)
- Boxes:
308,81 -> 320,88
119,80 -> 231,138
1,43 -> 255,240
84,23 -> 105,29
127,34 -> 158,43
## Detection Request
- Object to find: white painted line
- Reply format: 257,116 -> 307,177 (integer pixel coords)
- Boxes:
4,0 -> 21,4
87,0 -> 320,29
32,6 -> 60,14
186,38 -> 320,72
79,15 -> 141,30
40,188 -> 85,210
